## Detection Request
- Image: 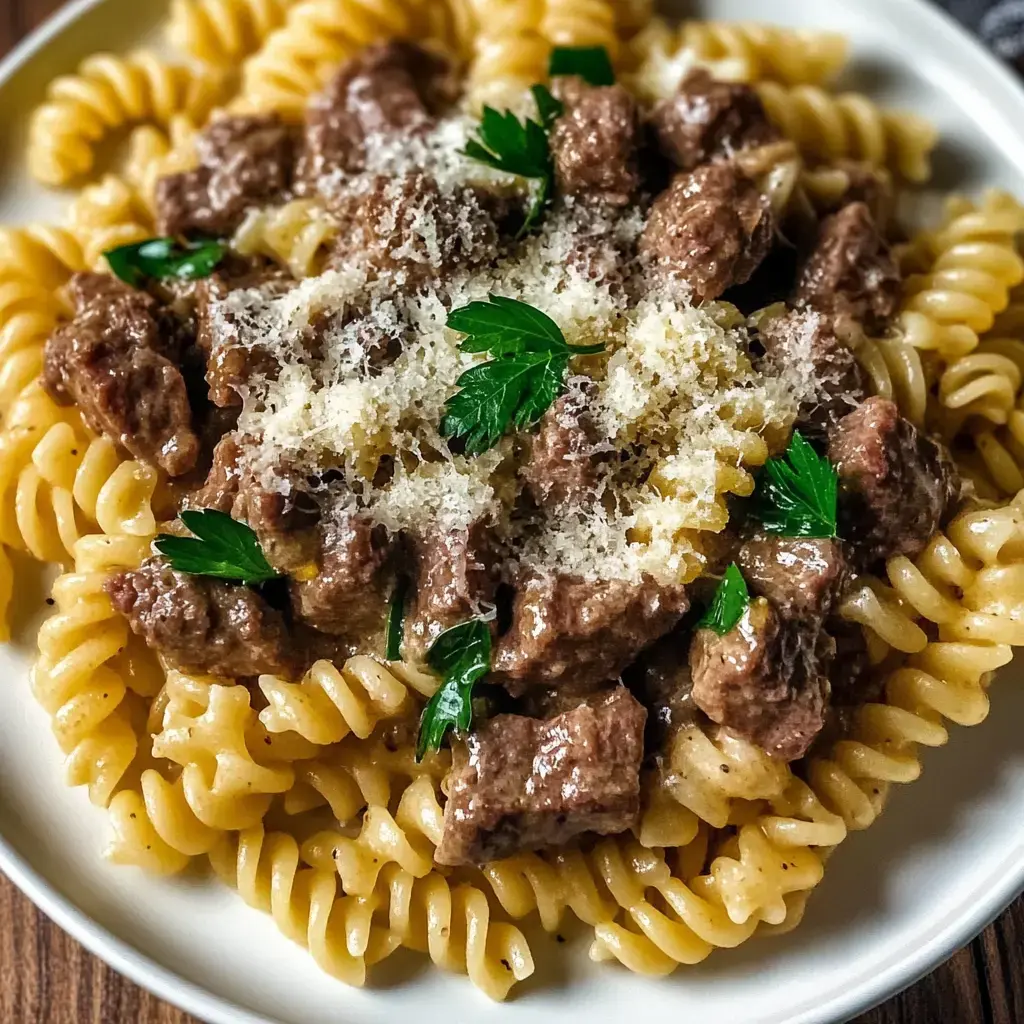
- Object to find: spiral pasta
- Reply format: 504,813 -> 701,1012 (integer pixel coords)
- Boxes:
237,0 -> 417,116
541,0 -> 620,62
371,862 -> 535,999
679,21 -> 849,86
301,775 -> 444,894
211,824 -> 399,985
755,82 -> 938,183
27,51 -> 227,187
232,199 -> 338,278
31,532 -> 151,807
899,193 -> 1024,359
0,385 -> 159,564
464,0 -> 548,112
258,655 -> 435,745
168,0 -> 298,67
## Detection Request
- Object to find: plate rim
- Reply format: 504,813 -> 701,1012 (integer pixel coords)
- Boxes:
1,2 -> 1024,1023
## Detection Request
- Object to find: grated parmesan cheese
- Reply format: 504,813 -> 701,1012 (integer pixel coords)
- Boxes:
206,111 -> 806,586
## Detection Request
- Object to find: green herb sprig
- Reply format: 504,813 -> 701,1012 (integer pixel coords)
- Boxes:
441,295 -> 604,453
757,430 -> 839,539
697,563 -> 750,636
462,85 -> 563,236
549,45 -> 616,86
416,618 -> 492,760
105,237 -> 226,287
155,510 -> 281,586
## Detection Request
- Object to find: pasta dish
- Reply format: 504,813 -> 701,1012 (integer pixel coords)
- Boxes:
4,0 -> 1024,1001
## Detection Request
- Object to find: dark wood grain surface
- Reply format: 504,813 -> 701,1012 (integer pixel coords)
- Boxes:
0,2 -> 1022,1023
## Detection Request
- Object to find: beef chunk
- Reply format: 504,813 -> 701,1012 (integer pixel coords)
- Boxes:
404,523 -> 500,660
738,534 -> 848,622
43,273 -> 200,477
640,163 -> 774,303
331,173 -> 500,288
195,263 -> 293,409
493,573 -> 689,696
794,202 -> 900,332
434,687 -> 646,866
157,115 -> 295,238
690,598 -> 832,761
191,434 -> 245,512
298,42 -> 451,189
237,459 -> 323,575
521,391 -> 601,510
290,515 -> 391,638
828,397 -> 962,566
652,69 -> 778,171
550,78 -> 641,206
827,618 -> 882,707
107,557 -> 302,678
632,632 -> 699,752
756,308 -> 868,436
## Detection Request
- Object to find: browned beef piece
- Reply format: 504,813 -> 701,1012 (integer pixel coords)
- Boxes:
191,434 -> 245,511
238,461 -> 323,574
633,633 -> 700,752
793,202 -> 900,332
195,263 -> 293,409
828,397 -> 962,566
828,618 -> 882,707
290,515 -> 391,638
493,573 -> 690,696
298,42 -> 452,188
652,69 -> 779,171
550,78 -> 641,206
330,173 -> 500,288
404,523 -> 500,660
434,686 -> 646,866
690,598 -> 832,761
738,534 -> 847,622
640,163 -> 774,303
520,391 -> 601,511
157,115 -> 295,238
43,273 -> 200,477
107,557 -> 303,678
757,308 -> 868,435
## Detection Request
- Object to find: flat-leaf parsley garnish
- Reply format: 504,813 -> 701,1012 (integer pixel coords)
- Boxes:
549,45 -> 616,86
154,510 -> 281,586
105,237 -> 226,287
757,430 -> 839,538
441,295 -> 604,453
697,563 -> 750,635
461,84 -> 564,236
417,618 -> 492,760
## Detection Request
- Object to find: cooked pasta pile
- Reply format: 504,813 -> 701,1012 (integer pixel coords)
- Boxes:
5,0 -> 1024,1002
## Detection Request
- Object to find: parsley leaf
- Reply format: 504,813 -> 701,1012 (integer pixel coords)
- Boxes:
757,430 -> 839,539
549,45 -> 616,86
154,510 -> 281,586
385,577 -> 409,662
441,295 -> 604,453
105,237 -> 226,287
416,618 -> 492,760
461,86 -> 564,236
697,563 -> 750,635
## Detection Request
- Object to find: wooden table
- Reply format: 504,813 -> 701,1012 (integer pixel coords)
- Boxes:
1,1 -> 1023,1022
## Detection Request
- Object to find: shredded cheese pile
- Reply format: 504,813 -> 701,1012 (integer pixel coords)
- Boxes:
207,117 -> 809,586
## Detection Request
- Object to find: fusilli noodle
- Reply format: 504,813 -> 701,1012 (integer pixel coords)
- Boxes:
168,0 -> 298,67
756,82 -> 938,183
28,52 -> 227,187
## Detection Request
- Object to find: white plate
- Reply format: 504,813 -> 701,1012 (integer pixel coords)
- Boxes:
2,1 -> 1024,1022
